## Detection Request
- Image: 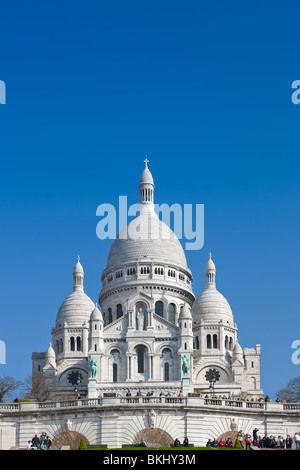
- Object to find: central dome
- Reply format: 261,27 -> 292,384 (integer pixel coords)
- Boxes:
105,160 -> 189,273
106,206 -> 188,271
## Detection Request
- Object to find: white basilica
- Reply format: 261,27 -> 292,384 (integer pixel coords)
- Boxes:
32,162 -> 263,400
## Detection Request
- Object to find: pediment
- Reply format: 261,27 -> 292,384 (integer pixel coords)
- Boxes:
127,289 -> 154,311
104,314 -> 128,335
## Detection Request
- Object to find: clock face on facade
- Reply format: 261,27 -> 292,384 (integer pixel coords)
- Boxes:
67,370 -> 83,385
205,368 -> 220,383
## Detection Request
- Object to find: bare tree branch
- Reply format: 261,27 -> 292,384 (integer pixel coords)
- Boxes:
0,376 -> 22,403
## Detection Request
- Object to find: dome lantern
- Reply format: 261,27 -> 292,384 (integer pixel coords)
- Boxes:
138,157 -> 154,206
205,252 -> 216,288
73,255 -> 84,292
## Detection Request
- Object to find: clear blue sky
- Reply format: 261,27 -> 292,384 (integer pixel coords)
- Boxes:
0,0 -> 300,400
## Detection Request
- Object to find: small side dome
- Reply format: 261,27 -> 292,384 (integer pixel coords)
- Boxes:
192,288 -> 233,324
55,257 -> 95,327
179,303 -> 192,320
232,340 -> 244,365
45,342 -> 56,359
90,303 -> 102,321
192,253 -> 234,325
232,340 -> 243,356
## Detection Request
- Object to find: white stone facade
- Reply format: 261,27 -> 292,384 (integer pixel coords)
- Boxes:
1,398 -> 300,449
2,160 -> 298,450
32,161 -> 262,401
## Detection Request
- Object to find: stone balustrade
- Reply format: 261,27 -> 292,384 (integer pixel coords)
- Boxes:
1,396 -> 299,413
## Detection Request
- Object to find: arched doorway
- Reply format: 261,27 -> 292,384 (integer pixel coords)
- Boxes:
51,431 -> 90,450
133,428 -> 173,448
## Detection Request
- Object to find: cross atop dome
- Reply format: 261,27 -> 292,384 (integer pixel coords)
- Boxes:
139,157 -> 154,205
205,252 -> 216,287
73,255 -> 84,291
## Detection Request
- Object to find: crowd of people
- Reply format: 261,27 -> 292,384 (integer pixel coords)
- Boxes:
250,430 -> 300,449
206,438 -> 234,447
125,389 -> 184,398
123,389 -> 286,403
26,433 -> 52,450
206,429 -> 300,449
204,394 -> 279,403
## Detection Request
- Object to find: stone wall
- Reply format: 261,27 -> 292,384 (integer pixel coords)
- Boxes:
1,398 -> 300,450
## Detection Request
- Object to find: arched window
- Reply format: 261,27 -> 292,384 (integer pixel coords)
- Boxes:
207,334 -> 212,349
164,363 -> 170,382
70,336 -> 75,351
229,337 -> 233,351
225,336 -> 228,350
168,303 -> 176,323
76,336 -> 81,351
195,336 -> 199,350
116,304 -> 123,319
155,301 -> 164,317
137,348 -> 145,373
60,338 -> 63,353
213,334 -> 218,349
113,363 -> 118,383
108,307 -> 113,324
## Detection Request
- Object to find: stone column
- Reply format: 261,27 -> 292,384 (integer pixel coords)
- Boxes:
87,378 -> 97,399
126,354 -> 132,380
82,326 -> 88,356
147,310 -> 153,328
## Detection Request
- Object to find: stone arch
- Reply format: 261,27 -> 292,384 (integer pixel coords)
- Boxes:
160,347 -> 175,382
104,344 -> 126,382
51,431 -> 90,450
134,428 -> 173,448
105,343 -> 126,356
128,340 -> 151,355
194,364 -> 232,385
57,367 -> 88,388
158,345 -> 175,358
128,296 -> 151,312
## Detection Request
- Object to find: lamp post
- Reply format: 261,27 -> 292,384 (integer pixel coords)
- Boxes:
209,374 -> 217,397
74,376 -> 81,399
205,369 -> 220,398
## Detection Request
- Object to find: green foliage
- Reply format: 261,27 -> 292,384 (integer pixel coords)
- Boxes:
234,438 -> 243,449
78,438 -> 87,450
13,398 -> 33,402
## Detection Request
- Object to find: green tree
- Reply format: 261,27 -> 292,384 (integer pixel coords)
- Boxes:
234,438 -> 243,449
78,439 -> 87,450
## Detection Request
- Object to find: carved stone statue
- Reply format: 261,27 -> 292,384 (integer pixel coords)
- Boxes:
137,307 -> 145,331
66,419 -> 72,431
148,409 -> 156,428
88,356 -> 97,378
231,418 -> 238,431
